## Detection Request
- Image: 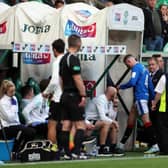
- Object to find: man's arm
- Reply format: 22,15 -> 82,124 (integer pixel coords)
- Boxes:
72,74 -> 86,107
72,74 -> 86,97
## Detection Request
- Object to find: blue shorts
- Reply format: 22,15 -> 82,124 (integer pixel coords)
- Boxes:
135,100 -> 149,116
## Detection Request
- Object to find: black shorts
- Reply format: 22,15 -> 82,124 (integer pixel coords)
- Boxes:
48,101 -> 62,121
60,92 -> 85,121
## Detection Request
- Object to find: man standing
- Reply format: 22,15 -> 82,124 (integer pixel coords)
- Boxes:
118,54 -> 159,154
59,34 -> 87,159
43,39 -> 65,157
143,0 -> 163,51
152,73 -> 168,155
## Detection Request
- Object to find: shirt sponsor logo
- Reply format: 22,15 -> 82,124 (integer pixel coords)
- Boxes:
0,21 -> 7,34
22,24 -> 50,34
65,20 -> 96,38
23,53 -> 50,64
75,10 -> 92,18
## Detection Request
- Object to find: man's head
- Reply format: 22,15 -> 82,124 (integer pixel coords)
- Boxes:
152,54 -> 164,70
123,54 -> 137,68
146,0 -> 157,10
55,0 -> 65,9
52,38 -> 65,57
21,85 -> 34,99
148,57 -> 159,73
105,86 -> 117,101
68,34 -> 82,53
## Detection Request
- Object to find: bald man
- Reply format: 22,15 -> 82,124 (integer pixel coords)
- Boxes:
85,87 -> 124,156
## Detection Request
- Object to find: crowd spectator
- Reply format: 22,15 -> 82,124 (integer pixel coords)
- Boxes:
143,0 -> 164,51
159,4 -> 168,47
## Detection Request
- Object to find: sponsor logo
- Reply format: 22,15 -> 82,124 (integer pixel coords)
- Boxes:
132,16 -> 138,21
13,43 -> 21,51
84,80 -> 96,97
23,53 -> 50,64
123,10 -> 129,25
28,153 -> 41,161
114,13 -> 121,22
0,21 -> 7,34
22,24 -> 50,34
29,44 -> 36,52
65,20 -> 96,38
78,54 -> 96,61
75,10 -> 92,18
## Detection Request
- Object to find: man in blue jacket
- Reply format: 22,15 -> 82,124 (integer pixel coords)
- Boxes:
118,54 -> 159,154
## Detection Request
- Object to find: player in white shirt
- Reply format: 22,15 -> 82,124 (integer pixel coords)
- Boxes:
43,39 -> 65,155
22,79 -> 49,138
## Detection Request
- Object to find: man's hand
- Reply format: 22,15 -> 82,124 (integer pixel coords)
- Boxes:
112,120 -> 119,131
151,100 -> 156,111
78,97 -> 86,107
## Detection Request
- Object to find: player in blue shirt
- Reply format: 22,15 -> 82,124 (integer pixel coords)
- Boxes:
118,54 -> 159,154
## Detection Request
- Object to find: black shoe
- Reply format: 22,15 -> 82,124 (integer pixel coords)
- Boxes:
111,147 -> 125,157
98,147 -> 111,156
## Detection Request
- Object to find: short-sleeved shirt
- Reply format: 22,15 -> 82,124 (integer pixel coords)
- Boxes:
59,52 -> 81,92
155,74 -> 166,94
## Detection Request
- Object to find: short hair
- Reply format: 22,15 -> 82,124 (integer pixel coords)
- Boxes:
152,54 -> 162,59
52,39 -> 65,53
148,57 -> 158,64
39,79 -> 50,92
123,54 -> 134,63
68,34 -> 81,48
21,85 -> 33,98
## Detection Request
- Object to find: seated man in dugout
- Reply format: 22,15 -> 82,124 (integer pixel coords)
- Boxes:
85,86 -> 124,157
21,79 -> 50,139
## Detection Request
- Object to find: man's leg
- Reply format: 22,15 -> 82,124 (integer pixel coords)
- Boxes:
120,104 -> 137,147
73,121 -> 86,156
61,120 -> 72,157
109,123 -> 124,156
136,100 -> 159,154
94,121 -> 110,155
47,120 -> 59,152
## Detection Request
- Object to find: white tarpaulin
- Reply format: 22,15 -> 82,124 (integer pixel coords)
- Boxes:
0,5 -> 14,49
12,2 -> 60,83
107,3 -> 144,31
0,2 -> 10,14
59,3 -> 107,96
14,2 -> 59,44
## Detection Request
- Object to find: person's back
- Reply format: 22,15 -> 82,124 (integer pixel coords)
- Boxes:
59,52 -> 80,93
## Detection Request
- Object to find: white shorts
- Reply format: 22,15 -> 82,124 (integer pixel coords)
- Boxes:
135,100 -> 149,116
